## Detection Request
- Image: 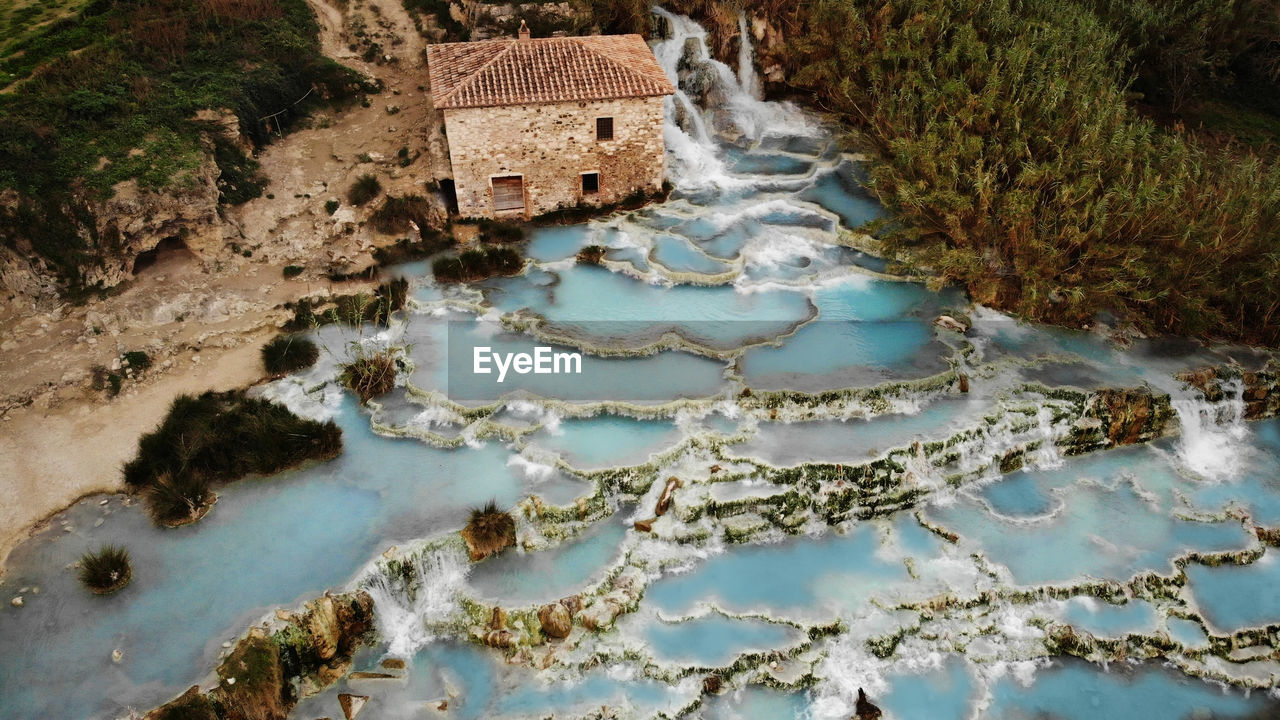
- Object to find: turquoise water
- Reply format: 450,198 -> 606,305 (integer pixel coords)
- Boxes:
523,415 -> 682,469
637,612 -> 804,666
4,11 -> 1280,720
1186,551 -> 1280,632
985,660 -> 1276,719
926,446 -> 1254,585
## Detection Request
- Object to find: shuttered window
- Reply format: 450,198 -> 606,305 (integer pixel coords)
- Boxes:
596,117 -> 614,141
492,176 -> 525,212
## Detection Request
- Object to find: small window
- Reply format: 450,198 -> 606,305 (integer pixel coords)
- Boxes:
596,117 -> 614,141
582,172 -> 600,194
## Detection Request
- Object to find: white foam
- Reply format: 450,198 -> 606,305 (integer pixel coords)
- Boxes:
361,546 -> 471,659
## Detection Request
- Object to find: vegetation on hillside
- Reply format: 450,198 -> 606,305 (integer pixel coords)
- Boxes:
780,0 -> 1280,345
0,0 -> 372,296
123,390 -> 342,525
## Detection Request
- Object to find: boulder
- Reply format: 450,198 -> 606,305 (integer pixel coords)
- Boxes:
338,693 -> 369,720
578,598 -> 624,631
538,602 -> 573,639
306,595 -> 341,661
655,477 -> 682,517
855,688 -> 882,719
633,517 -> 656,533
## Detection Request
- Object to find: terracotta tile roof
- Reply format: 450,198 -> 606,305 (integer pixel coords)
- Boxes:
426,34 -> 675,110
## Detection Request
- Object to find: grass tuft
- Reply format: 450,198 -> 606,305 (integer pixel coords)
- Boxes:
347,174 -> 382,206
78,545 -> 132,594
339,348 -> 398,402
261,335 -> 319,376
461,500 -> 516,560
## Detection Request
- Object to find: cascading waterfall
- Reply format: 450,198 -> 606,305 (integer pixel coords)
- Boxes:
651,7 -> 815,188
359,546 -> 471,659
1171,378 -> 1249,481
737,12 -> 762,100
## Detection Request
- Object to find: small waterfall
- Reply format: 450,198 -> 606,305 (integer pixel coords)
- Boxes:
650,7 -> 815,188
360,546 -> 471,659
737,12 -> 762,100
1171,378 -> 1249,481
1026,405 -> 1064,471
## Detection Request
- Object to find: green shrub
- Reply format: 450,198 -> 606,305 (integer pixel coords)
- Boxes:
145,473 -> 214,527
122,350 -> 151,373
261,335 -> 320,375
283,264 -> 305,278
371,231 -> 452,265
788,0 -> 1280,344
212,136 -> 267,205
475,217 -> 525,243
78,545 -> 132,594
324,200 -> 340,215
283,278 -> 409,330
123,391 -> 342,525
339,348 -> 398,402
432,246 -> 524,283
369,194 -> 432,234
347,174 -> 382,206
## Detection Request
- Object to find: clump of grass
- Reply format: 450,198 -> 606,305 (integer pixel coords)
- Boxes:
432,246 -> 523,283
371,230 -> 452,265
339,347 -> 399,402
123,391 -> 342,525
576,245 -> 606,264
461,500 -> 516,561
283,278 -> 408,331
347,174 -> 382,206
261,335 -> 320,376
475,217 -> 524,243
145,472 -> 214,527
369,194 -> 433,234
78,545 -> 132,594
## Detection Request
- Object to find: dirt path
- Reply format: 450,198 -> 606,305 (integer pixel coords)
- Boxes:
0,0 -> 442,575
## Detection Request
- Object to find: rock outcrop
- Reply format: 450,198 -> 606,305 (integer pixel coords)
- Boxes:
1,125 -> 227,302
1064,387 -> 1174,454
855,687 -> 882,719
538,600 -> 573,639
1179,364 -> 1280,420
145,590 -> 375,720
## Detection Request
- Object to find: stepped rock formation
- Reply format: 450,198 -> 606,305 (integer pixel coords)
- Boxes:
145,591 -> 375,720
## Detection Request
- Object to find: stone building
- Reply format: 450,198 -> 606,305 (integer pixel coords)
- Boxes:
426,24 -> 674,219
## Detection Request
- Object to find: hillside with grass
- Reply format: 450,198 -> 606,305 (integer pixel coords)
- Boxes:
0,0 -> 371,297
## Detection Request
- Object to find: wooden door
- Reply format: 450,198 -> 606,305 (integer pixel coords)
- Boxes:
492,176 -> 525,212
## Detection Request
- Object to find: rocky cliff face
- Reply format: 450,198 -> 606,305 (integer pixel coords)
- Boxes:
662,0 -> 790,96
1,134 -> 224,305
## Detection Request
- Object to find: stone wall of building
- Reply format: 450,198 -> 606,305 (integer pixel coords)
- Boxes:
443,96 -> 666,218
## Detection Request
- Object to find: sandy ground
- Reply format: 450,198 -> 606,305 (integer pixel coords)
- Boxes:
0,0 -> 442,575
